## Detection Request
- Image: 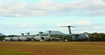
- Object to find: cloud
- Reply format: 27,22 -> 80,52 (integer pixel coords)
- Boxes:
56,20 -> 105,33
0,20 -> 105,35
93,25 -> 105,30
0,24 -> 37,35
76,20 -> 92,26
56,23 -> 72,27
0,0 -> 105,17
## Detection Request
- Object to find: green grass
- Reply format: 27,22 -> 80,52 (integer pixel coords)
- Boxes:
0,42 -> 35,55
0,52 -> 34,55
0,49 -> 35,55
0,42 -> 105,55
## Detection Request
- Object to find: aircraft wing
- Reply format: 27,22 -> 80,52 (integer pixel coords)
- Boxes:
69,34 -> 79,36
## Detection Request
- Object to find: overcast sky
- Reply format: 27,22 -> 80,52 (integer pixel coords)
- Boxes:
0,0 -> 105,35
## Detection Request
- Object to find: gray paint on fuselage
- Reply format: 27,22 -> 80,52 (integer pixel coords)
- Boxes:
18,37 -> 28,41
4,37 -> 12,41
33,36 -> 43,41
71,33 -> 89,40
11,37 -> 19,41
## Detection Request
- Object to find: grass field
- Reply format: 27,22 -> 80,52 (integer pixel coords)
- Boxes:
0,42 -> 105,55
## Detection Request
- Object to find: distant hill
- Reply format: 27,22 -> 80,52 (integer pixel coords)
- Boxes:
0,33 -> 4,36
43,31 -> 67,35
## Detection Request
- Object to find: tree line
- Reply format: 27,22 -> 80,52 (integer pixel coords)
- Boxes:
0,33 -> 105,41
88,33 -> 105,41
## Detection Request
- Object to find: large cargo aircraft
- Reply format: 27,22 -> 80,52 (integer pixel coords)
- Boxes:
3,25 -> 90,41
62,25 -> 89,41
32,31 -> 61,41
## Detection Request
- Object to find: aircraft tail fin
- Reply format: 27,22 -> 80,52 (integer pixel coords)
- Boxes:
39,32 -> 43,37
48,31 -> 51,37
